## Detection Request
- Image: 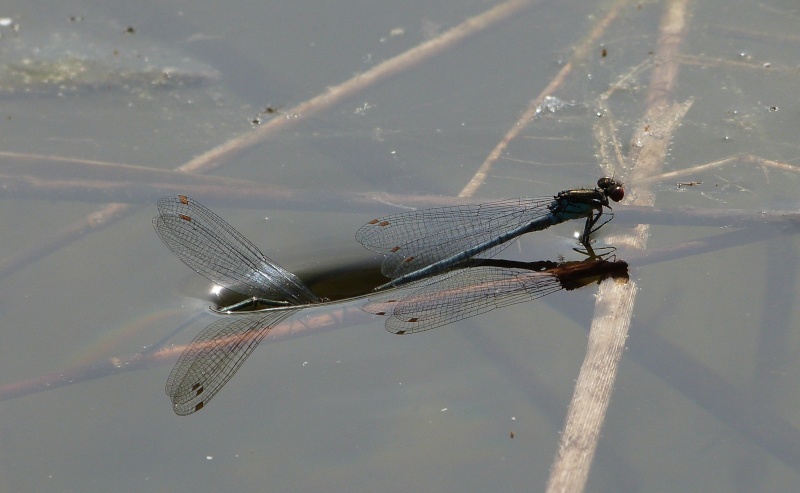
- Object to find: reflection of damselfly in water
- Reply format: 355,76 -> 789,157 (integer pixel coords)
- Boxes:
356,177 -> 624,290
153,195 -> 627,415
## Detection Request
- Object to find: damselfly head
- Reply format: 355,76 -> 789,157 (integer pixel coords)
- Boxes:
597,177 -> 625,202
608,185 -> 624,202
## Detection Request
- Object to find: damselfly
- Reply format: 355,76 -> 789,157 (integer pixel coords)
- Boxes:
364,257 -> 628,334
356,177 -> 624,290
153,195 -> 627,415
153,195 -> 320,310
153,194 -> 321,415
165,306 -> 303,415
162,255 -> 626,415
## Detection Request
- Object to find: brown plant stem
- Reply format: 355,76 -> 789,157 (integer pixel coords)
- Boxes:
547,0 -> 692,491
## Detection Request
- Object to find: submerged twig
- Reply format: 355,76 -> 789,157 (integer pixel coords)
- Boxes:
458,0 -> 628,198
0,306 -> 362,402
179,0 -> 542,175
4,150 -> 798,215
547,0 -> 692,491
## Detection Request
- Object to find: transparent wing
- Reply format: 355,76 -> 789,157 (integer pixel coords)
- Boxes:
355,197 -> 555,278
363,266 -> 563,334
154,195 -> 318,304
166,308 -> 300,415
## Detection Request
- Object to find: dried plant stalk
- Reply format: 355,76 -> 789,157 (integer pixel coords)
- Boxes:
546,0 -> 692,491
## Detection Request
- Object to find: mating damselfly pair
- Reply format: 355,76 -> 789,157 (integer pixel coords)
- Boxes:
153,178 -> 626,414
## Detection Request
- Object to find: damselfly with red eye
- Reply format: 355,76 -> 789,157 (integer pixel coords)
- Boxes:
356,177 -> 624,290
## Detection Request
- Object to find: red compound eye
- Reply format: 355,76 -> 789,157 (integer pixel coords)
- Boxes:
608,186 -> 625,202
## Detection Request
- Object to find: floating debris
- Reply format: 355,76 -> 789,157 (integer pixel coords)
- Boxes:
533,95 -> 578,118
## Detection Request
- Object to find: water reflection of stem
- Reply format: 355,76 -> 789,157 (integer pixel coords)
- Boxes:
3,150 -> 798,212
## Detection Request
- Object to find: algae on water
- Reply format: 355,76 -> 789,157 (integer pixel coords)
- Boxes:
0,19 -> 219,97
